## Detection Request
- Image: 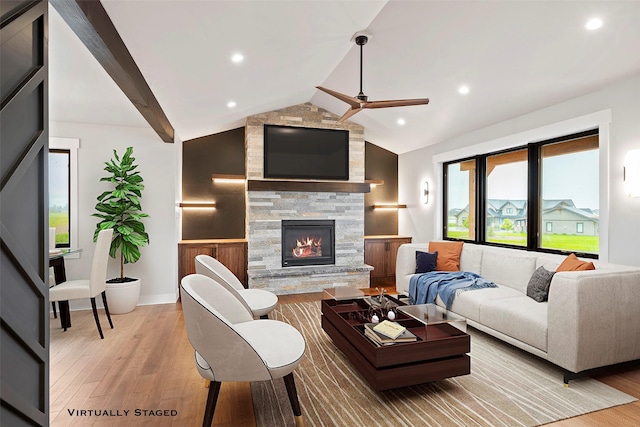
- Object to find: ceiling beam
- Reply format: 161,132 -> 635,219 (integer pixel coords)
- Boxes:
51,0 -> 175,143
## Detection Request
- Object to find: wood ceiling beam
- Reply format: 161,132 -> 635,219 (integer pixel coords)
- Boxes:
51,0 -> 175,143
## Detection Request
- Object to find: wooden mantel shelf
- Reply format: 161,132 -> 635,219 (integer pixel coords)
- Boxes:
247,180 -> 371,193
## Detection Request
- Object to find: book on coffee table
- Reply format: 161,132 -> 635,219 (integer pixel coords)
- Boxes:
373,320 -> 407,339
364,323 -> 417,345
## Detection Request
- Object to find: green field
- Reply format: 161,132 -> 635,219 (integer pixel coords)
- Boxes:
49,212 -> 69,244
447,229 -> 598,253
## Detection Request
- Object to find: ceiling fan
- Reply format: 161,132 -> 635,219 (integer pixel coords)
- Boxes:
316,34 -> 429,123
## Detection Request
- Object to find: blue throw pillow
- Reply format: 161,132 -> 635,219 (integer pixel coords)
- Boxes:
415,251 -> 438,273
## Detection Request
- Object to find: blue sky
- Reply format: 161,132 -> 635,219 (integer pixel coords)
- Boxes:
49,152 -> 69,207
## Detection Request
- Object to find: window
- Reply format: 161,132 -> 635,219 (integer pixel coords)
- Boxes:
540,134 -> 598,254
443,129 -> 599,257
444,159 -> 476,240
49,150 -> 70,247
49,137 -> 79,251
485,149 -> 528,247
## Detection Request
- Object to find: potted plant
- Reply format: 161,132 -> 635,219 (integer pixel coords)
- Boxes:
93,147 -> 149,314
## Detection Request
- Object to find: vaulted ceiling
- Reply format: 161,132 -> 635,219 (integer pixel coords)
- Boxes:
49,1 -> 640,154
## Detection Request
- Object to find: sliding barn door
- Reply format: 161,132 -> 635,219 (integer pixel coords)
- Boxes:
1,1 -> 50,425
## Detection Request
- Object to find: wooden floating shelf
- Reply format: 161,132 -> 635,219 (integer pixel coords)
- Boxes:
365,179 -> 385,186
373,204 -> 407,209
179,202 -> 217,208
247,180 -> 371,193
211,174 -> 246,182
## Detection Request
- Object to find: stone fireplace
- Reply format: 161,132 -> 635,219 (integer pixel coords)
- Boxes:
245,103 -> 372,294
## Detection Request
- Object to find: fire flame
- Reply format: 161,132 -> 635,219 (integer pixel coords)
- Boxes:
292,236 -> 323,258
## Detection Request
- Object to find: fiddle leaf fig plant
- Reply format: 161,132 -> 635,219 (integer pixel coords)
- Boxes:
93,147 -> 149,281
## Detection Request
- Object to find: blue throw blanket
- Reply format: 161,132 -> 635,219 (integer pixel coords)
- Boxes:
409,271 -> 497,309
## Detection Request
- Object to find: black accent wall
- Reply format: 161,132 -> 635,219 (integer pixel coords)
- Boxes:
182,128 -> 246,239
365,142 -> 399,236
181,130 -> 400,239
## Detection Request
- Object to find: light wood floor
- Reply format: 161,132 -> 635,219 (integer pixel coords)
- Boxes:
50,293 -> 640,426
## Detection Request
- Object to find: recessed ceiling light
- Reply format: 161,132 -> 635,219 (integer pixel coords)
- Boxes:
397,118 -> 406,125
231,53 -> 244,63
585,18 -> 603,30
458,85 -> 470,95
227,101 -> 236,108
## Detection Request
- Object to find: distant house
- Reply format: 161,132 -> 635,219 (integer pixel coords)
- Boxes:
450,199 -> 598,235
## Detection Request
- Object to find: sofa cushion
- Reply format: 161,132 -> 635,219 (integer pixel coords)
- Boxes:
447,285 -> 523,323
415,251 -> 437,273
526,266 -> 555,302
459,244 -> 483,275
481,251 -> 537,294
480,296 -> 548,352
429,241 -> 464,271
556,253 -> 596,272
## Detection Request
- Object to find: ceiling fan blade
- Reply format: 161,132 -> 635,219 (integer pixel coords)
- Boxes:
316,86 -> 362,108
336,107 -> 362,123
362,98 -> 430,109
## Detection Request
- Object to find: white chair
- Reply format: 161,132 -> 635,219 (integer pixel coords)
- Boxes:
180,274 -> 305,426
195,254 -> 278,319
49,228 -> 114,339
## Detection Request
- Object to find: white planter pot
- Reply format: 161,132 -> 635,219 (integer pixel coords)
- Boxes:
105,278 -> 141,314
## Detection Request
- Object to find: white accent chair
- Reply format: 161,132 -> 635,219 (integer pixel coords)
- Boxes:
49,228 -> 114,339
180,274 -> 305,426
195,254 -> 278,319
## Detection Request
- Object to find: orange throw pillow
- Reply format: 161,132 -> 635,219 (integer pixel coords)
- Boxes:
428,241 -> 464,271
556,253 -> 596,272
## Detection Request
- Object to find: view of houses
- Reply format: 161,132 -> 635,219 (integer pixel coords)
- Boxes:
450,199 -> 599,236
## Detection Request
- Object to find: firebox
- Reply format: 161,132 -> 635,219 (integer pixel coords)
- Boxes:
281,220 -> 335,267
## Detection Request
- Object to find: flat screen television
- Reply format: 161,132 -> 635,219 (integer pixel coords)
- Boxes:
264,125 -> 349,180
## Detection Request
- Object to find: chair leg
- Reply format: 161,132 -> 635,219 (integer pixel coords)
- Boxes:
101,291 -> 114,329
58,301 -> 69,331
52,302 -> 57,319
90,297 -> 104,339
283,372 -> 303,426
203,381 -> 221,427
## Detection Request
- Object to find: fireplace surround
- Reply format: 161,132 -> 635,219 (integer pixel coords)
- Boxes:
281,220 -> 335,267
245,103 -> 371,293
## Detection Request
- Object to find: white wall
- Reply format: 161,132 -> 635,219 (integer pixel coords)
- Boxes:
50,121 -> 179,308
399,73 -> 640,267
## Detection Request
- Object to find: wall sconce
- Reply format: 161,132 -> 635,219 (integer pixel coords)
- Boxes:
624,149 -> 640,197
211,174 -> 246,183
373,203 -> 407,210
421,180 -> 429,204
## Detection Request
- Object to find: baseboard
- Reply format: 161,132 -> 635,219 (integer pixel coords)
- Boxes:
52,293 -> 178,313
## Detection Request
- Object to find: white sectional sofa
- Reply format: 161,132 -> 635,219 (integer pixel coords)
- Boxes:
396,242 -> 640,382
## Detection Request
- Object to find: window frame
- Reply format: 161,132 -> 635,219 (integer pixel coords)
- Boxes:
442,129 -> 599,259
49,137 -> 80,256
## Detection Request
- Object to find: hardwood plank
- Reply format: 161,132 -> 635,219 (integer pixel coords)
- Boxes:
49,297 -> 640,426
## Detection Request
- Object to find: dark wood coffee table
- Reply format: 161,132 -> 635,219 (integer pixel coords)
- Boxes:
321,292 -> 470,391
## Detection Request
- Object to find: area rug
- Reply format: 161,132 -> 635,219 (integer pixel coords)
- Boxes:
251,301 -> 636,427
